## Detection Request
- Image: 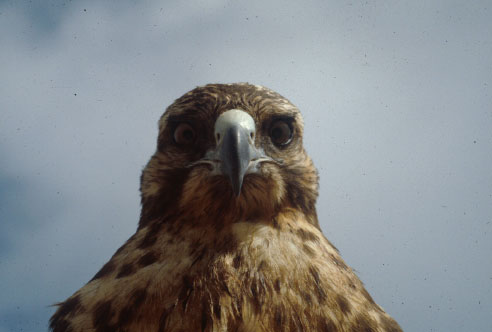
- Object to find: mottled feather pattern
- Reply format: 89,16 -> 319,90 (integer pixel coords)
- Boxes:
50,83 -> 402,332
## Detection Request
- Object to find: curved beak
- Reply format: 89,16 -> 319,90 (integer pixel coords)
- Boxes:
215,110 -> 258,196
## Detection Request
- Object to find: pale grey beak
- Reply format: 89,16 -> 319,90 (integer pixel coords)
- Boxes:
215,110 -> 258,196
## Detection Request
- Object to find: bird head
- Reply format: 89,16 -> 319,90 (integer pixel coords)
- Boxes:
139,83 -> 319,228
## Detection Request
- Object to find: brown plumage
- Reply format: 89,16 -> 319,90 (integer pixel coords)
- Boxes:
50,83 -> 402,332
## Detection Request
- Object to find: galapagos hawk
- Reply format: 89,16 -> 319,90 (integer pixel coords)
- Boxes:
50,83 -> 402,332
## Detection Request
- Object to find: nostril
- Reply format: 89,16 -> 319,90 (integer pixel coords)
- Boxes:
216,133 -> 221,141
250,132 -> 254,139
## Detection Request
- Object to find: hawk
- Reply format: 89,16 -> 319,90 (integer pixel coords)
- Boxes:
50,83 -> 402,332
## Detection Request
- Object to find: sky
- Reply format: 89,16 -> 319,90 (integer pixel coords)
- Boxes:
0,0 -> 491,331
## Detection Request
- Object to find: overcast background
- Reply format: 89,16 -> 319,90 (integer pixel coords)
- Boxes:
1,0 -> 491,331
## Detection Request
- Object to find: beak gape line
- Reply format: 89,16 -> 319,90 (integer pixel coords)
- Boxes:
187,109 -> 277,197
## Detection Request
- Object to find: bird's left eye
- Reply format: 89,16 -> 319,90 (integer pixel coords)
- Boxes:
269,120 -> 293,146
174,123 -> 196,145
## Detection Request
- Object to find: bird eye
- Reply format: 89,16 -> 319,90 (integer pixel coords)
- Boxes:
269,120 -> 293,146
173,123 -> 196,145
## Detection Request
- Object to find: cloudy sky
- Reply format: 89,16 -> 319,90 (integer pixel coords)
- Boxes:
1,0 -> 491,331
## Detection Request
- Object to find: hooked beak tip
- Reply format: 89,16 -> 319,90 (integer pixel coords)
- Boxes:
231,178 -> 243,197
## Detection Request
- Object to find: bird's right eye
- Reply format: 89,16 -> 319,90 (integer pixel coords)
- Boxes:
173,123 -> 196,145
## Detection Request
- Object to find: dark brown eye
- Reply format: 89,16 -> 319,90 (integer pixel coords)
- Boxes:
173,123 -> 196,145
269,120 -> 293,146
